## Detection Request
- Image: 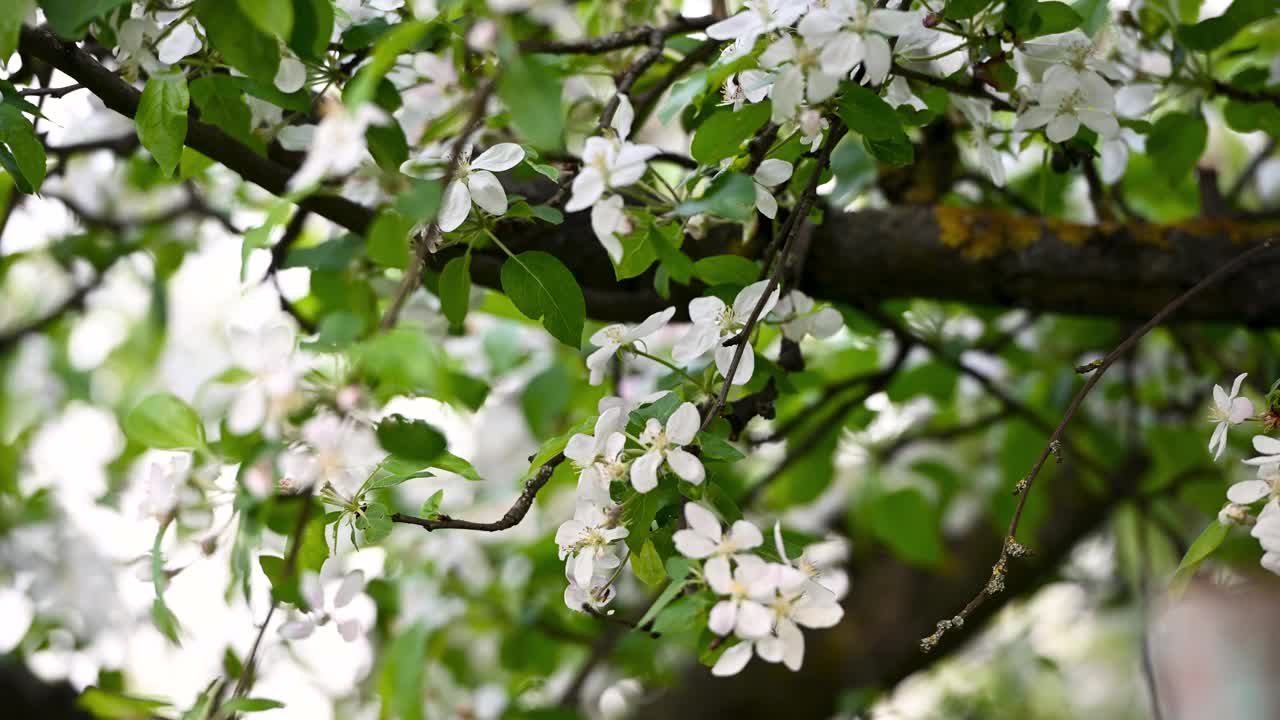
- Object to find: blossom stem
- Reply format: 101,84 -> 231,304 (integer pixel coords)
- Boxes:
629,348 -> 706,390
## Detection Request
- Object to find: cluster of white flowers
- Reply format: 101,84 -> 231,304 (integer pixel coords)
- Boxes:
1206,374 -> 1280,575
279,558 -> 372,642
672,504 -> 844,676
556,398 -> 707,610
565,95 -> 660,261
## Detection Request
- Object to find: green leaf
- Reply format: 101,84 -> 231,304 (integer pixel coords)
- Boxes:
259,554 -> 305,605
650,225 -> 695,284
867,488 -> 945,567
886,362 -> 959,404
367,210 -> 415,269
498,44 -> 564,150
1170,521 -> 1229,593
393,178 -> 443,224
631,539 -> 666,587
189,75 -> 260,153
198,0 -> 281,83
1071,0 -> 1110,35
652,595 -> 708,634
220,697 -> 286,713
676,172 -> 757,222
78,688 -> 170,719
367,121 -> 410,172
637,558 -> 693,628
237,0 -> 293,39
124,394 -> 205,449
698,433 -> 745,462
614,226 -> 658,280
659,68 -> 708,124
0,0 -> 34,58
500,251 -> 586,347
136,72 -> 189,177
420,489 -> 444,518
693,254 -> 760,286
1176,0 -> 1274,51
430,452 -> 483,482
863,133 -> 914,167
151,598 -> 183,645
438,254 -> 472,331
0,104 -> 46,194
944,0 -> 994,19
345,20 -> 429,107
38,0 -> 131,38
290,0 -> 335,60
376,414 -> 448,463
691,102 -> 771,165
1147,110 -> 1207,184
1005,0 -> 1085,37
837,84 -> 905,141
379,623 -> 430,720
521,364 -> 572,438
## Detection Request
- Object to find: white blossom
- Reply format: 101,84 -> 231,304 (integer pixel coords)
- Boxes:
797,0 -> 916,86
798,108 -> 828,151
1014,72 -> 1118,143
753,561 -> 844,671
1244,434 -> 1280,467
721,71 -> 772,111
599,678 -> 644,720
279,558 -> 370,642
279,413 -> 383,498
590,195 -> 633,263
565,407 -> 630,502
555,502 -> 629,586
226,319 -> 303,437
752,159 -> 794,219
768,290 -> 842,341
585,307 -> 676,385
673,503 -> 764,581
673,280 -> 781,385
275,54 -> 308,94
563,561 -> 617,612
631,403 -> 704,492
288,99 -> 388,191
760,35 -> 841,123
566,96 -> 659,213
705,554 -> 777,639
707,0 -> 808,59
139,452 -> 192,521
434,143 -> 525,232
1208,373 -> 1254,460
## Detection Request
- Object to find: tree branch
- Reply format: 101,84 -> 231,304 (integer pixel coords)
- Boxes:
391,454 -> 565,532
521,16 -> 715,54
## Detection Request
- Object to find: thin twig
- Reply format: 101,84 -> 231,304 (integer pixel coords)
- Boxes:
1225,137 -> 1276,206
699,122 -> 848,433
522,16 -> 715,55
922,237 -> 1278,652
892,64 -> 1015,112
379,76 -> 498,330
391,454 -> 565,531
17,83 -> 84,98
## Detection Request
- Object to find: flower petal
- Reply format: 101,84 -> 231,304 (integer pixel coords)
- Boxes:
666,402 -> 701,445
673,529 -> 719,559
470,143 -> 525,172
708,600 -> 738,636
711,641 -> 755,676
630,450 -> 662,493
438,180 -> 472,232
466,170 -> 508,215
1228,479 -> 1271,504
754,158 -> 794,187
684,502 -> 723,542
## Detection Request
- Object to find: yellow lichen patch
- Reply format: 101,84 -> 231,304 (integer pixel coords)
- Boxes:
934,206 -> 1280,259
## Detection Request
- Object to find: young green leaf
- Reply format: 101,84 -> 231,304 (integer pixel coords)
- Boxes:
837,85 -> 905,142
39,0 -> 131,38
691,102 -> 771,164
198,0 -> 281,83
498,45 -> 565,150
376,414 -> 448,463
631,539 -> 667,587
499,251 -> 586,347
0,104 -> 46,193
438,254 -> 472,331
137,72 -> 189,177
237,0 -> 293,39
124,394 -> 205,449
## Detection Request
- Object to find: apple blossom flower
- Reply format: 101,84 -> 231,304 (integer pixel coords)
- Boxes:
1227,462 -> 1279,506
599,678 -> 644,720
705,554 -> 777,639
798,108 -> 828,151
754,561 -> 844,670
768,290 -> 842,341
707,0 -> 808,59
590,195 -> 632,264
275,54 -> 308,94
586,307 -> 676,385
752,159 -> 794,219
563,560 -> 617,612
556,501 -> 630,586
721,71 -> 771,111
954,97 -> 1007,186
797,0 -> 917,86
434,143 -> 525,232
1249,469 -> 1280,575
565,96 -> 659,213
226,319 -> 303,437
760,35 -> 841,123
1208,373 -> 1254,460
1244,434 -> 1280,467
673,503 -> 764,581
288,98 -> 388,191
279,413 -> 383,498
139,451 -> 192,522
673,280 -> 781,386
279,558 -> 370,642
631,403 -> 704,492
773,523 -> 850,600
565,407 -> 629,501
1014,72 -> 1118,143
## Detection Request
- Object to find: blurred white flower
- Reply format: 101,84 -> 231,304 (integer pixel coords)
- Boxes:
769,290 -> 842,341
280,413 -> 382,498
752,159 -> 793,219
226,319 -> 303,437
288,99 -> 388,192
280,558 -> 370,642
